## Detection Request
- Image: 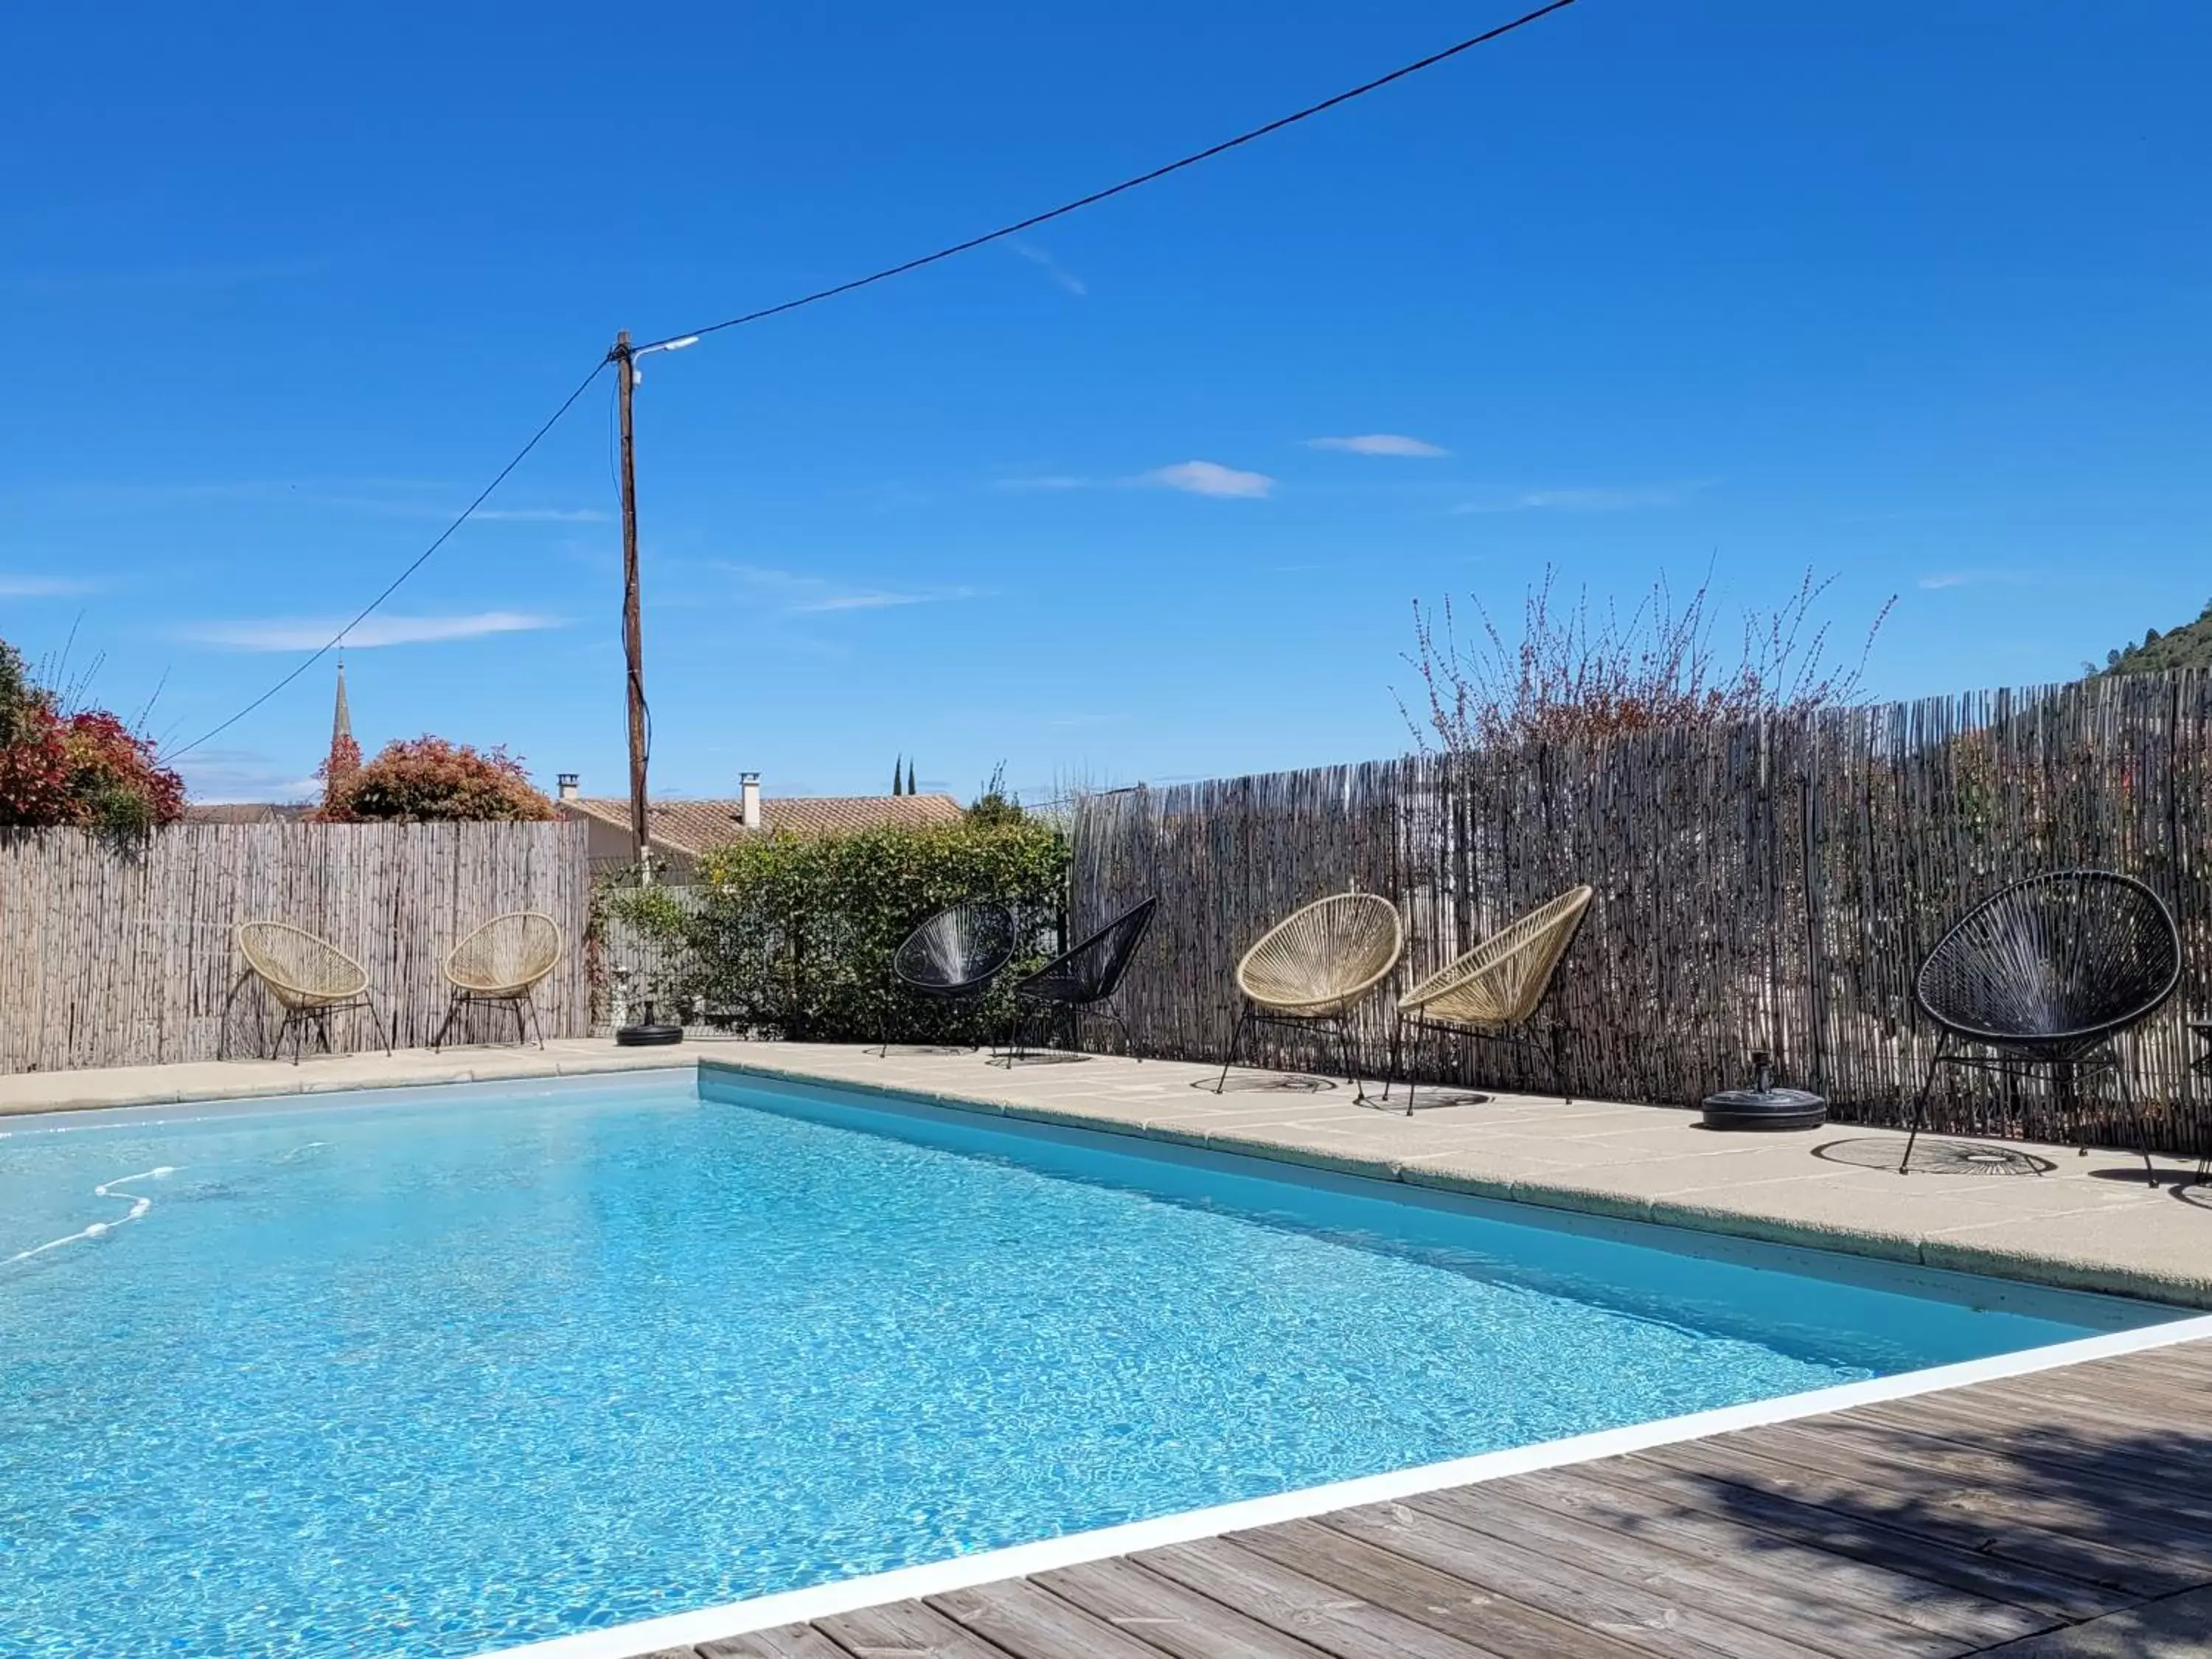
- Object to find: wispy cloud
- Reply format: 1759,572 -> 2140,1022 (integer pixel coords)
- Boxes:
1009,240 -> 1088,297
183,611 -> 563,652
166,747 -> 321,803
0,573 -> 97,598
1139,460 -> 1275,499
1919,568 -> 2037,591
714,563 -> 986,615
471,507 -> 609,524
996,460 -> 1276,498
1452,481 -> 1708,515
1304,434 -> 1449,458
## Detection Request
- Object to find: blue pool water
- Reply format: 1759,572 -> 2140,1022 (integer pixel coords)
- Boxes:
0,1069 -> 2168,1658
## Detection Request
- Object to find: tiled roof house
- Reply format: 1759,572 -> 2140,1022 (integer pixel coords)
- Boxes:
557,771 -> 963,879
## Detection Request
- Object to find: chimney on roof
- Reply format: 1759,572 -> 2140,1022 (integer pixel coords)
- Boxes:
740,771 -> 762,830
557,773 -> 580,802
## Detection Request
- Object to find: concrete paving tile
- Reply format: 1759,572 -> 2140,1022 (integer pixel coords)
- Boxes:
1920,1203 -> 2212,1303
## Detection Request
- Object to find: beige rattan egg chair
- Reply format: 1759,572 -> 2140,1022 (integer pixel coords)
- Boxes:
235,921 -> 393,1065
1382,884 -> 1593,1113
1212,891 -> 1404,1093
434,911 -> 565,1050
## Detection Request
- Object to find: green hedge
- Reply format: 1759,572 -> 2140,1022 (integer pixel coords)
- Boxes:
626,818 -> 1070,1044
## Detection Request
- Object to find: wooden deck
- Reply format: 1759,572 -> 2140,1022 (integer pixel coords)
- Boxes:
640,1337 -> 2212,1659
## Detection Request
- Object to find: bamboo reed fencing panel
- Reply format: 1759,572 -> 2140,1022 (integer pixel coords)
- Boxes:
1072,672 -> 2212,1152
0,821 -> 591,1072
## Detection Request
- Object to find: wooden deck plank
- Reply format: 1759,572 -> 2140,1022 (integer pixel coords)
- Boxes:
1510,1465 -> 2056,1646
1710,1419 -> 2212,1566
1637,1440 -> 2198,1598
1582,1455 -> 2130,1623
698,1625 -> 852,1659
926,1579 -> 1177,1659
1952,1369 -> 2212,1442
2053,1341 -> 2212,1385
1227,1516 -> 1660,1659
1134,1536 -> 1518,1659
1413,1482 -> 1964,1659
1450,1478 -> 1980,1657
1846,1377 -> 2212,1439
811,1599 -> 1020,1659
1811,1410 -> 2212,1523
1037,1555 -> 1337,1659
1843,1397 -> 2212,1493
1318,1498 -> 1829,1659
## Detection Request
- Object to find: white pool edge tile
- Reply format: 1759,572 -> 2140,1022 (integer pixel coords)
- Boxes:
472,1310 -> 2212,1659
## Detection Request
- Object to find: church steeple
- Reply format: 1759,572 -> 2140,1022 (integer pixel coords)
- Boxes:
333,656 -> 352,745
320,657 -> 361,808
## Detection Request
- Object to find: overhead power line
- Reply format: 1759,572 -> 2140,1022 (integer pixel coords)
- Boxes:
637,0 -> 1580,351
168,0 -> 1579,762
168,358 -> 611,762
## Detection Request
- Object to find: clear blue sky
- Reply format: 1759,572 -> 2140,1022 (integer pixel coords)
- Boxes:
4,1 -> 2206,803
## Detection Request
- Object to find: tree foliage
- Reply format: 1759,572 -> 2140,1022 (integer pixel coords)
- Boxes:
965,760 -> 1024,828
1402,567 -> 1892,753
625,818 -> 1070,1041
315,736 -> 557,822
319,733 -> 362,808
0,637 -> 184,832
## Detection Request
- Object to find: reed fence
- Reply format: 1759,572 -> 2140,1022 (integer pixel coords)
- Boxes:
1072,671 -> 2212,1151
0,821 -> 591,1073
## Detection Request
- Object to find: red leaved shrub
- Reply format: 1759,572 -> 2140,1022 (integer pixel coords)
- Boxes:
316,736 -> 557,823
0,639 -> 184,832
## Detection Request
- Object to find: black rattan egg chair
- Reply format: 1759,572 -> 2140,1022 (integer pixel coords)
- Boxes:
877,900 -> 1018,1056
1000,897 -> 1158,1062
1903,870 -> 2181,1180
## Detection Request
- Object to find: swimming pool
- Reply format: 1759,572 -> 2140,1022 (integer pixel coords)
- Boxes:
0,1066 -> 2177,1658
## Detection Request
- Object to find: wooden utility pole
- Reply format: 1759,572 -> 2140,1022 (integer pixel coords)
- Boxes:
613,330 -> 653,882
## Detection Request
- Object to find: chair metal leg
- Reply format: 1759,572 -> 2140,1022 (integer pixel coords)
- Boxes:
1214,1007 -> 1251,1094
2112,1041 -> 2157,1185
364,992 -> 393,1057
1373,1014 -> 1406,1112
1901,1037 -> 1947,1175
1004,1000 -> 1037,1065
431,992 -> 464,1053
524,992 -> 546,1049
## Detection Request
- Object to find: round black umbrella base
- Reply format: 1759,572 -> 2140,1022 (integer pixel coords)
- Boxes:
1701,1088 -> 1826,1131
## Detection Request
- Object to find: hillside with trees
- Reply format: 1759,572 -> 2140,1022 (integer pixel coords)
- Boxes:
2094,599 -> 2212,677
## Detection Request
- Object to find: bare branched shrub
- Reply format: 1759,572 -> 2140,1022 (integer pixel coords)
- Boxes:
1401,567 -> 1893,753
